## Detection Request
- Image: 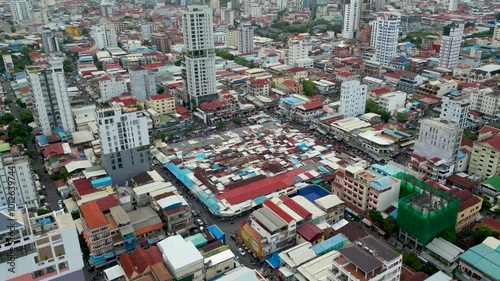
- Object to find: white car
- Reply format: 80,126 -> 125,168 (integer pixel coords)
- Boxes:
238,248 -> 245,256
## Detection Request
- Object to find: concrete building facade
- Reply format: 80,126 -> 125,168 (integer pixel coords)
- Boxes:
342,0 -> 362,39
439,21 -> 464,69
130,65 -> 156,101
238,25 -> 254,54
340,80 -> 368,118
98,75 -> 128,101
371,12 -> 400,67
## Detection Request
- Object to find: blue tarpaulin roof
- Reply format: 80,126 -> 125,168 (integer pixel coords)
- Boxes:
389,209 -> 398,219
207,225 -> 224,240
266,252 -> 281,269
35,135 -> 48,146
15,73 -> 27,79
92,177 -> 112,188
311,234 -> 347,255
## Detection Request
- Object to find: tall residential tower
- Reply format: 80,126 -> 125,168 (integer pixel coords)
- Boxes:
182,5 -> 217,107
371,12 -> 400,67
342,0 -> 362,39
439,21 -> 464,69
238,25 -> 254,54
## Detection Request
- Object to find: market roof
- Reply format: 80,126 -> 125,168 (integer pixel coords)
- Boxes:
425,237 -> 464,263
482,176 -> 500,191
459,237 -> 500,281
252,208 -> 287,232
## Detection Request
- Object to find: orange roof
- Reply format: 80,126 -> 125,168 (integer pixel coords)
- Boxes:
149,93 -> 173,100
135,222 -> 163,236
80,201 -> 107,229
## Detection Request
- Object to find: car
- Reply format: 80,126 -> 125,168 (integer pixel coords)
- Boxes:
196,218 -> 203,225
238,248 -> 245,256
250,260 -> 256,265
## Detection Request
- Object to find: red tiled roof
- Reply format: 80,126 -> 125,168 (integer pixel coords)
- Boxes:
144,62 -> 163,69
199,100 -> 228,110
300,100 -> 323,110
217,169 -> 304,205
474,216 -> 500,232
480,135 -> 500,150
110,95 -> 137,106
146,246 -> 163,264
249,79 -> 270,86
119,253 -> 136,278
297,223 -> 323,242
371,87 -> 391,95
20,86 -> 30,94
282,80 -> 299,87
343,201 -> 364,215
130,247 -> 155,274
263,200 -> 294,223
385,72 -> 402,79
73,178 -> 95,196
43,143 -> 65,157
337,71 -> 354,77
175,106 -> 191,115
135,222 -> 164,236
95,195 -> 118,212
288,67 -> 307,73
149,93 -> 173,100
100,76 -> 111,81
479,125 -> 500,136
461,138 -> 474,147
80,201 -> 107,229
280,195 -> 311,219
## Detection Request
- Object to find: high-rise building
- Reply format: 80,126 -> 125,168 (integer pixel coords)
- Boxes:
231,0 -> 240,11
340,80 -> 368,118
492,23 -> 500,48
466,87 -> 500,119
448,0 -> 458,12
210,0 -> 220,9
286,33 -> 313,68
295,0 -> 304,11
32,8 -> 49,25
439,21 -> 464,69
92,25 -> 118,50
0,143 -> 38,208
151,33 -> 173,54
371,12 -> 400,67
468,126 -> 500,179
129,65 -> 156,101
141,23 -> 154,41
100,0 -> 115,18
221,8 -> 235,25
182,5 -> 218,107
2,209 -> 85,281
96,104 -> 151,185
99,75 -> 128,101
440,92 -> 470,128
27,57 -> 75,136
41,28 -> 60,54
9,0 -> 32,25
342,0 -> 362,39
238,25 -> 254,54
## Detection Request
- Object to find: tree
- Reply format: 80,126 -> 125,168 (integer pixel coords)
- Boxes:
215,121 -> 226,130
403,252 -> 422,271
302,80 -> 315,96
473,226 -> 499,244
10,26 -> 16,33
396,112 -> 409,123
37,209 -> 51,216
231,117 -> 242,125
190,124 -> 199,132
82,28 -> 90,35
19,109 -> 34,124
379,110 -> 391,123
63,59 -> 73,73
368,209 -> 384,224
383,217 -> 396,236
463,130 -> 478,141
96,61 -> 104,71
480,196 -> 492,212
7,122 -> 27,141
365,100 -> 380,114
16,98 -> 26,108
439,227 -> 457,244
4,98 -> 13,106
0,113 -> 15,125
215,50 -> 235,60
493,208 -> 500,218
157,87 -> 165,94
174,59 -> 182,66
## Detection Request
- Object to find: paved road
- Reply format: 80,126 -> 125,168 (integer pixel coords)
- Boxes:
1,78 -> 61,211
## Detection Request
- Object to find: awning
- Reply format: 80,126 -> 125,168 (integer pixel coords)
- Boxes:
362,218 -> 372,227
266,252 -> 281,269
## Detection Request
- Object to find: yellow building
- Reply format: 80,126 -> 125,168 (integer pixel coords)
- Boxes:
65,26 -> 81,37
468,126 -> 500,178
146,93 -> 175,115
288,67 -> 308,81
449,189 -> 483,232
239,220 -> 263,258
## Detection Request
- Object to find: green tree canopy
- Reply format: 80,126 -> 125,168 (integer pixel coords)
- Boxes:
302,80 -> 315,96
396,112 -> 409,123
7,122 -> 27,140
383,217 -> 397,236
231,117 -> 242,125
19,109 -> 34,124
0,113 -> 15,125
473,226 -> 499,244
63,59 -> 73,73
368,209 -> 384,224
216,121 -> 226,130
403,252 -> 422,271
439,228 -> 457,244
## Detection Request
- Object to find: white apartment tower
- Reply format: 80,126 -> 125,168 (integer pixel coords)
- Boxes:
182,5 -> 218,107
439,21 -> 464,69
41,28 -> 60,54
238,25 -> 254,54
440,92 -> 470,129
493,23 -> 500,48
27,57 -> 76,136
340,80 -> 368,118
92,25 -> 118,50
0,144 -> 38,208
129,65 -> 157,101
141,23 -> 154,40
286,33 -> 313,68
96,105 -> 151,185
99,75 -> 128,101
371,12 -> 400,67
2,209 -> 85,281
32,9 -> 49,25
413,118 -> 463,170
100,0 -> 115,18
10,0 -> 32,25
342,0 -> 362,39
448,0 -> 458,12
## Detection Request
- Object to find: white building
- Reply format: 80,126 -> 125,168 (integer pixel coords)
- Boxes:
492,23 -> 500,48
371,12 -> 400,67
466,87 -> 500,118
129,65 -> 156,101
41,29 -> 60,54
286,33 -> 313,68
238,25 -> 254,54
98,75 -> 128,101
92,25 -> 118,50
100,0 -> 114,18
225,28 -> 239,46
27,57 -> 75,136
440,93 -> 470,128
10,0 -> 32,25
32,9 -> 48,25
141,23 -> 154,41
342,0 -> 361,39
2,209 -> 85,281
377,91 -> 407,114
340,80 -> 368,118
448,0 -> 458,12
96,105 -> 151,185
439,21 -> 464,69
0,144 -> 38,208
158,235 -> 204,281
249,3 -> 262,17
182,5 -> 218,107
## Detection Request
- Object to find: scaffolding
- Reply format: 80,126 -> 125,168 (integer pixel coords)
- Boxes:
394,173 -> 459,246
